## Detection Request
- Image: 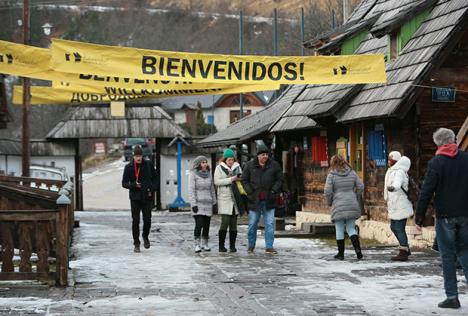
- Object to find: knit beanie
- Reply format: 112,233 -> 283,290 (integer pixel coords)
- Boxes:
192,155 -> 208,170
256,143 -> 269,156
223,148 -> 235,159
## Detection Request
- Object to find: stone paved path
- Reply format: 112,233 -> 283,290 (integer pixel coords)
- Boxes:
1,211 -> 467,315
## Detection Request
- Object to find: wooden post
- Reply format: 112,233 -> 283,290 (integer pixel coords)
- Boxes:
74,139 -> 83,211
155,139 -> 161,210
56,194 -> 71,286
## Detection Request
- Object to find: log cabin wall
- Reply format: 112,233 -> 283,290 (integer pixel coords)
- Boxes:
417,29 -> 468,177
302,124 -> 348,215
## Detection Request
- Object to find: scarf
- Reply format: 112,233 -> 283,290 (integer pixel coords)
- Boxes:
195,169 -> 210,179
436,143 -> 458,158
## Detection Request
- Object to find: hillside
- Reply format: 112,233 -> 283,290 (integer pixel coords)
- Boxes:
0,0 -> 358,138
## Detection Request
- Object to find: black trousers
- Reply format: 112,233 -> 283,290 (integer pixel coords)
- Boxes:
194,215 -> 211,238
131,199 -> 152,245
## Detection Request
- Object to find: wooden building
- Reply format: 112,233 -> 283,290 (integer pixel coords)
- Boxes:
283,0 -> 468,247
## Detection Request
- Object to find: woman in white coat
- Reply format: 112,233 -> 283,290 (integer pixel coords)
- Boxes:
214,148 -> 242,252
384,152 -> 414,261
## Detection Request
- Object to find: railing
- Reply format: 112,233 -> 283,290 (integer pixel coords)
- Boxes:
0,175 -> 66,192
0,177 -> 74,286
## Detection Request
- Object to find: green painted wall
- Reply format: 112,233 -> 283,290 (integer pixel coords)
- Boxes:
397,8 -> 432,54
341,30 -> 367,55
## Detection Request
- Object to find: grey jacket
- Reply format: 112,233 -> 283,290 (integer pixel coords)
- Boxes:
188,171 -> 216,217
324,168 -> 364,222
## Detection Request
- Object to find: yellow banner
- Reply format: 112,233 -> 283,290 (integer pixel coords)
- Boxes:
50,39 -> 387,85
13,84 -> 278,105
52,81 -> 278,96
1,40 -> 276,91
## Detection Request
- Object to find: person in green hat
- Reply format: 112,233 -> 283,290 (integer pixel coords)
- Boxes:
214,148 -> 243,252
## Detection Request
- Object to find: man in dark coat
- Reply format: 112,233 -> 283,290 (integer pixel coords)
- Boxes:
122,145 -> 159,253
415,128 -> 468,309
241,143 -> 283,254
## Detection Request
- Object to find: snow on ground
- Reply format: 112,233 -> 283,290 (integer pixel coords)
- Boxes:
1,211 -> 467,315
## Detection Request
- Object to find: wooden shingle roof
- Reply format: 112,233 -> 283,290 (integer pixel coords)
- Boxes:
276,0 -> 467,127
197,85 -> 306,147
337,0 -> 468,122
46,105 -> 187,139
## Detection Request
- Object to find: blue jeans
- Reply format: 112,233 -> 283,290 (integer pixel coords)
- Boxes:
436,216 -> 468,299
334,219 -> 357,240
248,201 -> 275,249
390,219 -> 409,247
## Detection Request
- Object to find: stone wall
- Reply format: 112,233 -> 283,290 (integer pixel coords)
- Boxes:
296,211 -> 436,248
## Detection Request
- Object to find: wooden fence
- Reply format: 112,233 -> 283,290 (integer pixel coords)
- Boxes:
0,176 -> 74,286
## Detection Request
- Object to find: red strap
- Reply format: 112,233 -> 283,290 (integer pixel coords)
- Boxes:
134,161 -> 141,182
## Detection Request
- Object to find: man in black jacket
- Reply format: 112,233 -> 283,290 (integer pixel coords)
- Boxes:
122,145 -> 158,253
241,143 -> 283,254
415,128 -> 468,309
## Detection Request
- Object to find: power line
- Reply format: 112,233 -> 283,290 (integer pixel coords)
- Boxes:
411,84 -> 468,94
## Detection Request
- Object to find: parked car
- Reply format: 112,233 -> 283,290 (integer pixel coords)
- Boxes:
123,138 -> 153,161
30,165 -> 69,181
29,165 -> 69,191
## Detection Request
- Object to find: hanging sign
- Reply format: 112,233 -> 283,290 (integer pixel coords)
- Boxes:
50,39 -> 387,85
0,40 -> 277,91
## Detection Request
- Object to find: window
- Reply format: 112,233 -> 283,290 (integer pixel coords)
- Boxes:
230,110 -> 251,123
207,115 -> 214,125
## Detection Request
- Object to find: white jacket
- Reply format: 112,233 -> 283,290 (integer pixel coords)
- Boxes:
384,156 -> 414,220
214,162 -> 242,216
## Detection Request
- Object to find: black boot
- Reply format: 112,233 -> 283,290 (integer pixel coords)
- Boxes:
229,231 -> 237,253
334,239 -> 344,260
218,230 -> 227,252
350,235 -> 363,260
438,297 -> 460,309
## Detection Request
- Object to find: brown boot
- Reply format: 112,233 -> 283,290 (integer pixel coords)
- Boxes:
391,247 -> 409,261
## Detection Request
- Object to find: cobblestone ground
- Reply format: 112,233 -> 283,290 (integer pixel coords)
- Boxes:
1,211 -> 467,316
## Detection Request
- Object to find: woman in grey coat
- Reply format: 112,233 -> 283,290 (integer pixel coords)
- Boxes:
188,156 -> 217,253
324,155 -> 365,260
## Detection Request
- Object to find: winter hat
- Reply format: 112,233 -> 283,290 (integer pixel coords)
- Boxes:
133,145 -> 143,156
388,151 -> 401,161
192,155 -> 208,170
256,143 -> 269,156
223,148 -> 235,159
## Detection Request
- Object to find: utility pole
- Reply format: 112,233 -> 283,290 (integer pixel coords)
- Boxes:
239,10 -> 244,119
273,8 -> 278,56
343,0 -> 349,24
300,8 -> 305,56
22,0 -> 30,177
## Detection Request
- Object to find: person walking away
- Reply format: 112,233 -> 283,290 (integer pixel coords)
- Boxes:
122,145 -> 158,253
324,155 -> 365,260
241,143 -> 283,254
214,148 -> 242,252
415,128 -> 468,309
188,156 -> 217,253
384,152 -> 414,261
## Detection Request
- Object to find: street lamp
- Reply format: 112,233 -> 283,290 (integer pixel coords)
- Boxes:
41,23 -> 52,36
